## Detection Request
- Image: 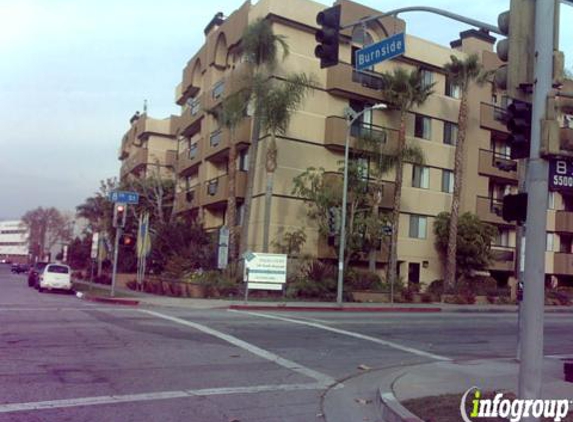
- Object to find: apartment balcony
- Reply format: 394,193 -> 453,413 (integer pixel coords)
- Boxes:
555,210 -> 573,233
174,188 -> 201,214
489,246 -> 515,272
202,171 -> 248,208
324,116 -> 399,154
561,127 -> 573,151
177,142 -> 202,175
204,117 -> 252,161
480,102 -> 508,133
178,95 -> 204,135
476,196 -> 513,226
323,171 -> 395,209
204,79 -> 225,111
325,62 -> 385,102
553,252 -> 573,276
478,149 -> 518,183
120,148 -> 148,178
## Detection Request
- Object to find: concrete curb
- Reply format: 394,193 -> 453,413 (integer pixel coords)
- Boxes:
76,291 -> 139,306
228,305 -> 442,312
378,371 -> 424,422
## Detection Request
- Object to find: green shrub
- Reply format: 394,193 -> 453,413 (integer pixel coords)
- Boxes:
345,269 -> 381,291
94,274 -> 111,285
546,290 -> 571,306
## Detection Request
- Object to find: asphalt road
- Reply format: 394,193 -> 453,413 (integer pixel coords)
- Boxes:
1,264 -> 572,422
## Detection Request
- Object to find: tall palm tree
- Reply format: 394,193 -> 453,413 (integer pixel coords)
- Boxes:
260,73 -> 315,252
357,131 -> 425,271
219,90 -> 250,263
443,54 -> 488,289
238,18 -> 289,257
380,68 -> 434,297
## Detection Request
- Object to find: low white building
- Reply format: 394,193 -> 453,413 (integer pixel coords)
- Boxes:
0,221 -> 29,264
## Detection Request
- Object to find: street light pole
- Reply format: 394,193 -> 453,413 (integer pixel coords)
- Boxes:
337,103 -> 387,305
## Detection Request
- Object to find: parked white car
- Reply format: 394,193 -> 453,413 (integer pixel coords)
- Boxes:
38,264 -> 72,292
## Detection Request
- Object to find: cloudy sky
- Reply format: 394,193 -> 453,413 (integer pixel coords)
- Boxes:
0,0 -> 571,220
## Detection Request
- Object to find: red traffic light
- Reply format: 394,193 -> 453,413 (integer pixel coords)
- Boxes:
121,235 -> 134,246
117,205 -> 125,212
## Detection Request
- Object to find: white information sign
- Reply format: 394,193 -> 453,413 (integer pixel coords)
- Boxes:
244,252 -> 287,291
90,232 -> 100,259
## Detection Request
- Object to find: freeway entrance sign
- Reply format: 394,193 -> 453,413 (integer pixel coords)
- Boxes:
109,191 -> 140,204
355,32 -> 405,71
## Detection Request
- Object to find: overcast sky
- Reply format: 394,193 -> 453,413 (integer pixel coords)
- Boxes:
1,0 -> 571,220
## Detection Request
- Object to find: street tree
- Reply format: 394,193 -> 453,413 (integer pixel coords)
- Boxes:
443,54 -> 490,289
433,211 -> 498,281
238,18 -> 289,257
379,68 -> 435,290
260,73 -> 316,252
292,164 -> 389,269
355,130 -> 425,271
22,207 -> 73,262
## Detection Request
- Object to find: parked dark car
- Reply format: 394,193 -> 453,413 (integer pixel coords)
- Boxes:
11,264 -> 29,274
28,262 -> 49,287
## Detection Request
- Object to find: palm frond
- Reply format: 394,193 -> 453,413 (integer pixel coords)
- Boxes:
241,18 -> 289,70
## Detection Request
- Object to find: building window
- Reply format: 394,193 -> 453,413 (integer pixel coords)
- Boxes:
442,170 -> 454,193
212,80 -> 225,99
548,192 -> 555,210
189,143 -> 198,159
547,233 -> 555,252
445,77 -> 461,99
238,149 -> 249,171
356,157 -> 370,180
236,203 -> 245,225
420,69 -> 433,90
414,114 -> 431,140
443,122 -> 458,145
496,229 -> 510,247
412,165 -> 430,189
409,215 -> 427,239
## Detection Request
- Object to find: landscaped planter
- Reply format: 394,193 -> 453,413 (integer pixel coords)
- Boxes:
187,283 -> 206,298
351,291 -> 390,303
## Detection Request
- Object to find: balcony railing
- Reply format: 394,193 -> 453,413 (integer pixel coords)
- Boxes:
350,122 -> 389,142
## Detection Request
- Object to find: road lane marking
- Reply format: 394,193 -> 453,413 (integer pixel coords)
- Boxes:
0,383 -> 327,413
230,310 -> 451,362
0,307 -> 130,312
139,309 -> 336,386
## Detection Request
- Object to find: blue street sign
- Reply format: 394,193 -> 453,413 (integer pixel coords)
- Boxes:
355,32 -> 405,71
109,191 -> 140,204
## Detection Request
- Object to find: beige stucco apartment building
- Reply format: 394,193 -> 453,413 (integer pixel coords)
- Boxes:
119,0 -> 573,288
118,112 -> 178,182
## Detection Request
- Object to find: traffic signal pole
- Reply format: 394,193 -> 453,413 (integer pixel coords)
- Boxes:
111,226 -> 122,298
518,0 -> 556,415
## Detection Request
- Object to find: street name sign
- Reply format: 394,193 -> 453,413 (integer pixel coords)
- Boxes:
245,253 -> 287,291
549,158 -> 573,192
109,191 -> 140,204
355,32 -> 405,71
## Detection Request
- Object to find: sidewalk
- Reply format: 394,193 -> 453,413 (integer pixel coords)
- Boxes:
378,358 -> 573,422
73,280 -> 573,313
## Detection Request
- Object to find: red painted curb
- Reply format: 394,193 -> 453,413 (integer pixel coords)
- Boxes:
84,296 -> 140,306
228,305 -> 441,313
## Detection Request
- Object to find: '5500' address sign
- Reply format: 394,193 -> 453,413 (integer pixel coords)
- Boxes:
549,159 -> 573,191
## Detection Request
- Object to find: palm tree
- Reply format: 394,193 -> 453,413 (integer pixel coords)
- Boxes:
443,54 -> 488,289
357,131 -> 425,271
238,18 -> 289,257
379,68 -> 434,297
260,73 -> 315,252
219,90 -> 250,262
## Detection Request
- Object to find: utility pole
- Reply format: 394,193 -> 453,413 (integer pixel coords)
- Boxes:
518,0 -> 556,415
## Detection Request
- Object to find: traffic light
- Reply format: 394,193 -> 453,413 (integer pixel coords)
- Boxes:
327,206 -> 341,236
314,5 -> 341,69
506,100 -> 532,159
502,192 -> 528,223
121,234 -> 135,247
494,0 -> 535,102
540,90 -> 573,158
113,203 -> 127,228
